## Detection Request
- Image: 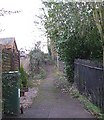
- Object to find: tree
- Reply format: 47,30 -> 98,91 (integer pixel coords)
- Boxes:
29,41 -> 44,75
42,1 -> 102,82
0,8 -> 21,32
0,8 -> 21,16
20,64 -> 28,88
92,2 -> 104,67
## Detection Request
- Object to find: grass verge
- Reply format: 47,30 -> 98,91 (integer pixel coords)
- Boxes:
54,67 -> 103,119
70,86 -> 103,119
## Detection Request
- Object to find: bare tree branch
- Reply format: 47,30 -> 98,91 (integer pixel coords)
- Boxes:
0,8 -> 21,16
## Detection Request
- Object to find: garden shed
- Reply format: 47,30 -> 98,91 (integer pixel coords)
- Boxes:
0,37 -> 20,117
0,37 -> 20,72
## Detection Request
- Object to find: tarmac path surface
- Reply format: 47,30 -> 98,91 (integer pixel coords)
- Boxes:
21,64 -> 95,118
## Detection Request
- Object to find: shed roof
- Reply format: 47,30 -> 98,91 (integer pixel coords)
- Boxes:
0,37 -> 18,50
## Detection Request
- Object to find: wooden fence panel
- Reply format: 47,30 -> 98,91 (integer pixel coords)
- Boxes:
74,59 -> 104,112
2,49 -> 20,72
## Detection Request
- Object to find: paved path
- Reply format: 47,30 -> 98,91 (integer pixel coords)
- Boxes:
21,65 -> 95,118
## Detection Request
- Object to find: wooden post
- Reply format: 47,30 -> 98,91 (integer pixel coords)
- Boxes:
10,51 -> 13,71
18,51 -> 20,71
0,44 -> 2,119
57,53 -> 59,69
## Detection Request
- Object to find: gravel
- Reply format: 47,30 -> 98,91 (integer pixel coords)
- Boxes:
20,87 -> 38,109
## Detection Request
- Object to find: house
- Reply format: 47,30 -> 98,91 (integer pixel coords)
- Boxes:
0,37 -> 20,72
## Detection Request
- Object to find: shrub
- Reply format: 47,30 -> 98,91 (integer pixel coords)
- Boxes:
20,65 -> 28,88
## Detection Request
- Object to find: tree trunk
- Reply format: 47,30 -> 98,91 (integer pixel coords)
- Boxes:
103,46 -> 104,68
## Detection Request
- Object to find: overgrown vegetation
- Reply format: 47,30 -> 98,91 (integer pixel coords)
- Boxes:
42,1 -> 103,83
72,90 -> 103,118
29,41 -> 47,81
32,68 -> 46,80
20,64 -> 28,89
54,69 -> 103,119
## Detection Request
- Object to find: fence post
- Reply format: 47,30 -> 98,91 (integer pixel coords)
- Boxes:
18,51 -> 20,71
102,74 -> 104,113
11,51 -> 14,71
0,44 -> 2,119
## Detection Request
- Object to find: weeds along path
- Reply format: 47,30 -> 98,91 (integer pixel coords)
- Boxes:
21,64 -> 95,118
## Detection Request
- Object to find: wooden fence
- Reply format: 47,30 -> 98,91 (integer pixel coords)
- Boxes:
74,59 -> 104,112
0,44 -> 2,73
2,49 -> 20,72
0,44 -> 2,120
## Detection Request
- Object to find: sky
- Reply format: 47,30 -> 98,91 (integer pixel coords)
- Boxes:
0,0 -> 48,53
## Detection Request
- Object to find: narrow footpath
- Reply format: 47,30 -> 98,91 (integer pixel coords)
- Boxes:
21,64 -> 95,118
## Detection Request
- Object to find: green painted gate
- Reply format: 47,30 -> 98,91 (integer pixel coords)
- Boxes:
2,71 -> 20,117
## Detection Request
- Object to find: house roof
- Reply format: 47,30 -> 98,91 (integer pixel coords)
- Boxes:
0,37 -> 18,50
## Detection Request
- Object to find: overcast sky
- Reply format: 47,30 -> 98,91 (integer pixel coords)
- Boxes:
0,0 -> 48,53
